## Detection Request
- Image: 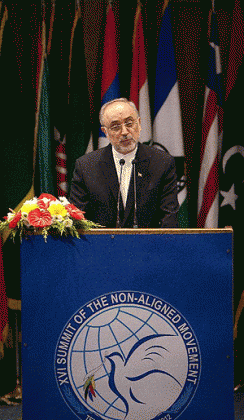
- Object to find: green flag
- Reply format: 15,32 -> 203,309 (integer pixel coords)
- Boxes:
37,56 -> 54,195
34,12 -> 54,196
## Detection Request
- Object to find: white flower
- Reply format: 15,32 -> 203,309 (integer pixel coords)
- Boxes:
58,197 -> 70,206
23,219 -> 31,227
24,198 -> 38,205
6,212 -> 15,221
63,218 -> 73,227
52,214 -> 63,222
40,197 -> 50,204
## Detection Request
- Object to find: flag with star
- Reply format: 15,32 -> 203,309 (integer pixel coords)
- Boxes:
218,0 -> 244,314
218,0 -> 244,230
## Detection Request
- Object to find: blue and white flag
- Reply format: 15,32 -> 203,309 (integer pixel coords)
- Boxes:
153,4 -> 188,227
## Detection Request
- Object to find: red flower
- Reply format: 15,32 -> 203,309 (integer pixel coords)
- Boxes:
65,204 -> 85,220
38,193 -> 57,201
38,199 -> 49,210
38,194 -> 57,210
27,209 -> 52,227
9,211 -> 21,228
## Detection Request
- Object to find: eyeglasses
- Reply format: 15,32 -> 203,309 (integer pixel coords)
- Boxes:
104,118 -> 139,134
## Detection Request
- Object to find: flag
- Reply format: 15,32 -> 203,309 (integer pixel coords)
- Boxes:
47,2 -> 74,197
153,3 -> 188,227
98,3 -> 120,149
218,0 -> 244,314
197,11 -> 223,228
219,0 -> 244,229
219,0 -> 244,231
218,0 -> 244,377
34,5 -> 54,196
48,1 -> 68,197
66,1 -> 91,189
130,2 -> 152,144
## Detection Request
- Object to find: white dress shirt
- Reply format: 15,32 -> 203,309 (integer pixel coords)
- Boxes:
112,146 -> 138,207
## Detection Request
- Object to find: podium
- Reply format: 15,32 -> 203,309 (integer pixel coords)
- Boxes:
21,228 -> 234,420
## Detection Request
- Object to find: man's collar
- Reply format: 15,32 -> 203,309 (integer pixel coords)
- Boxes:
112,144 -> 138,164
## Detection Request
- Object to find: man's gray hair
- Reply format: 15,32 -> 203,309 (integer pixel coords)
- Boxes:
99,98 -> 139,126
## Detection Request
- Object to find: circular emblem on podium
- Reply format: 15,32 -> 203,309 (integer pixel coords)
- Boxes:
55,292 -> 201,420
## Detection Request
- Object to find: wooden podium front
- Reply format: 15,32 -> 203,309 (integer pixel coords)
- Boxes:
21,228 -> 234,420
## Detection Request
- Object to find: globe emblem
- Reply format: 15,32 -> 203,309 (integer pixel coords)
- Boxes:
55,294 -> 200,420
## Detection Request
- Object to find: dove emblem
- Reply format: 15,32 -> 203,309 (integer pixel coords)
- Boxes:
55,292 -> 201,420
105,333 -> 187,420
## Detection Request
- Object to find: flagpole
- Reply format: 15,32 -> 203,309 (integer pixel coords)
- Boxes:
47,0 -> 55,56
162,0 -> 170,15
133,0 -> 141,48
0,1 -> 8,56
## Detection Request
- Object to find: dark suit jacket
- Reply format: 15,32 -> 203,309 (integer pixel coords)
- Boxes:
69,142 -> 179,228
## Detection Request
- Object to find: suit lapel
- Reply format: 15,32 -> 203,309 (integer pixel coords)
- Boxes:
98,144 -> 119,203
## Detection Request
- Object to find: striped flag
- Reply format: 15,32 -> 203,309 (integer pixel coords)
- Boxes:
197,10 -> 223,228
55,131 -> 67,197
153,3 -> 188,227
98,3 -> 120,149
130,1 -> 152,144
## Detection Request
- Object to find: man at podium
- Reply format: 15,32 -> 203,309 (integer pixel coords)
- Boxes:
69,98 -> 179,228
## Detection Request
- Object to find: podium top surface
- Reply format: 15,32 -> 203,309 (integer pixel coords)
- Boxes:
78,227 -> 233,235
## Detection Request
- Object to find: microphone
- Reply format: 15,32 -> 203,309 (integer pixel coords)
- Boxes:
116,158 -> 125,228
132,159 -> 138,228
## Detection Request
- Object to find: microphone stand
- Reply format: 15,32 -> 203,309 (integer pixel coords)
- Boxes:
116,159 -> 125,228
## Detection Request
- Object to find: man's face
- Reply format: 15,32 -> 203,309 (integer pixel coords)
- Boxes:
101,102 -> 141,154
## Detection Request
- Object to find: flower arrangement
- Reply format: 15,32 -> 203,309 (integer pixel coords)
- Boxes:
0,193 -> 100,242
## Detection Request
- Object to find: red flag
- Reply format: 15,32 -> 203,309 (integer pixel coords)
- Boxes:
130,2 -> 152,143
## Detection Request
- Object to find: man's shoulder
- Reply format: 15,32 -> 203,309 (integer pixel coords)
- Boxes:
138,142 -> 175,163
75,145 -> 111,165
